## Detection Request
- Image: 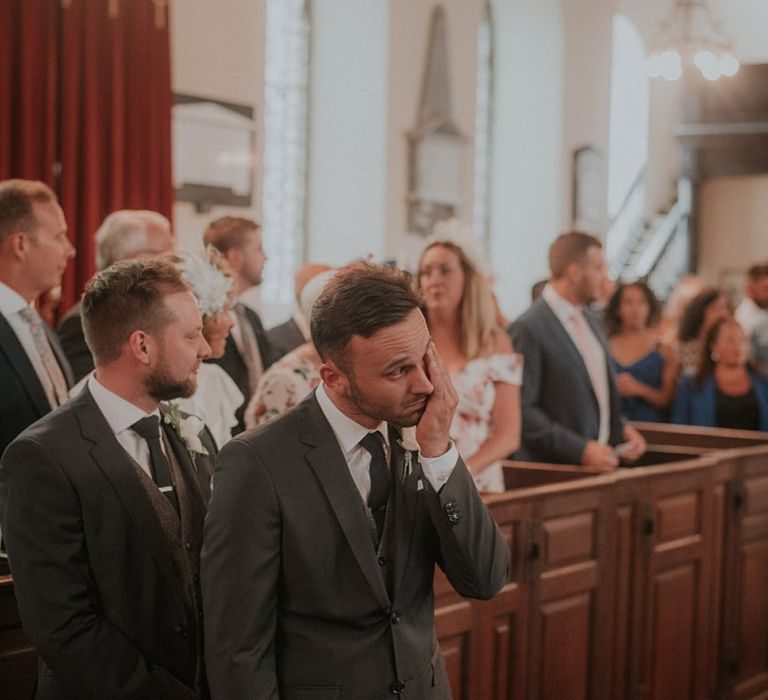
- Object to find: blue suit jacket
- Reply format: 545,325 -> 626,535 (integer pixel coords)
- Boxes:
671,373 -> 768,430
508,298 -> 625,464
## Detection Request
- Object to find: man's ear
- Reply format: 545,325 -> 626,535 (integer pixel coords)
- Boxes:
225,247 -> 243,275
127,329 -> 155,365
319,358 -> 349,396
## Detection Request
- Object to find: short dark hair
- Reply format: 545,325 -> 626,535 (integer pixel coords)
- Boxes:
548,231 -> 602,279
747,263 -> 768,282
203,217 -> 260,254
677,288 -> 724,342
604,281 -> 661,336
0,179 -> 57,245
82,259 -> 189,365
310,262 -> 422,369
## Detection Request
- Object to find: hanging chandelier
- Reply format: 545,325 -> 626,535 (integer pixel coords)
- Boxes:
645,0 -> 740,81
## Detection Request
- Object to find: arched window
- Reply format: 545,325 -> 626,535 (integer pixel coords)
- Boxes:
473,2 -> 494,243
261,0 -> 311,308
608,14 -> 649,217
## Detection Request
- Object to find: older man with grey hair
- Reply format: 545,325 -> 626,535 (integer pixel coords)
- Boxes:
58,210 -> 174,382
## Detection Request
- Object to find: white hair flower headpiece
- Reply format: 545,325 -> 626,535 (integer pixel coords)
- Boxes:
423,218 -> 492,277
175,248 -> 233,317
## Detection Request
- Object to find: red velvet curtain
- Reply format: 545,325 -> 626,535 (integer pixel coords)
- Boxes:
1,0 -> 173,315
0,0 -> 58,184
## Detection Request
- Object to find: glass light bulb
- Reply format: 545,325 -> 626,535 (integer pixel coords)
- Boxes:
720,54 -> 740,77
660,50 -> 682,81
645,53 -> 662,78
694,50 -> 718,73
702,63 -> 721,81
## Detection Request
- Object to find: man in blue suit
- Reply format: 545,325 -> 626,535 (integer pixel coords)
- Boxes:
0,179 -> 75,457
509,231 -> 646,468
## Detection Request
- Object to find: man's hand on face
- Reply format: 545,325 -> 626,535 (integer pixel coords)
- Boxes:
415,342 -> 458,458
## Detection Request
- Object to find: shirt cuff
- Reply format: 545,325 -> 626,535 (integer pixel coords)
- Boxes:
419,442 -> 459,493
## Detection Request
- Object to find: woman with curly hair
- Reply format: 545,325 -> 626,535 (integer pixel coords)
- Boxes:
606,281 -> 678,422
677,287 -> 731,374
672,317 -> 768,430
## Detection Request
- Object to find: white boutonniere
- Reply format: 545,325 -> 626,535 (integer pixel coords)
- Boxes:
163,404 -> 209,466
397,427 -> 420,483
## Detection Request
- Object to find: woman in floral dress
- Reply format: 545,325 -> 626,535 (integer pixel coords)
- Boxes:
417,221 -> 522,493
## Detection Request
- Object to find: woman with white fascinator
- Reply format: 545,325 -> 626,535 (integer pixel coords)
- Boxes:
417,219 -> 522,493
245,267 -> 336,428
161,248 -> 244,449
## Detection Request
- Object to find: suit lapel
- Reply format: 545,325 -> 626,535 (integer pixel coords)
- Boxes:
299,394 -> 390,608
0,313 -> 52,416
242,304 -> 273,369
73,390 -> 182,589
540,301 -> 599,406
388,427 -> 419,598
160,408 -> 212,509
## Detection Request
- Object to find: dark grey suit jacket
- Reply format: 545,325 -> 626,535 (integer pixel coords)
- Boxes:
202,391 -> 509,700
266,316 -> 306,361
0,312 -> 74,458
508,298 -> 624,464
56,302 -> 94,384
0,388 -> 215,699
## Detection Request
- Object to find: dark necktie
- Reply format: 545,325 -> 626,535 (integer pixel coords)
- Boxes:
130,416 -> 180,515
359,431 -> 391,540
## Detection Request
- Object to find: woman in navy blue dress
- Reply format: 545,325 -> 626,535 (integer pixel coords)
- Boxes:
606,282 -> 679,422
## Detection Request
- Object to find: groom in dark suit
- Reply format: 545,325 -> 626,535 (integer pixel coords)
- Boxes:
202,263 -> 510,699
0,259 -> 216,698
509,231 -> 646,468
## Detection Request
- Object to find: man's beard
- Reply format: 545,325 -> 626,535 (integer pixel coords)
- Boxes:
146,364 -> 197,401
347,375 -> 428,428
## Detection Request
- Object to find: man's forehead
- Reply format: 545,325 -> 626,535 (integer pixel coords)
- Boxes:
348,310 -> 429,358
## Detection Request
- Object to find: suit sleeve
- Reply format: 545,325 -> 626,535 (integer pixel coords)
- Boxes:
201,438 -> 281,699
0,437 -> 193,698
422,456 -> 509,600
509,321 -> 589,464
56,314 -> 94,384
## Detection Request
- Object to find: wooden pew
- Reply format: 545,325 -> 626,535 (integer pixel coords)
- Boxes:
434,433 -> 768,699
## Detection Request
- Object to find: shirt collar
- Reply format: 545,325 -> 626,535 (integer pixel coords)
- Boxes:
0,280 -> 31,316
542,282 -> 582,321
87,374 -> 161,436
315,383 -> 388,456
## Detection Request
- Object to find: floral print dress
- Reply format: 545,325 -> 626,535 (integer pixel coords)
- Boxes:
450,353 -> 523,493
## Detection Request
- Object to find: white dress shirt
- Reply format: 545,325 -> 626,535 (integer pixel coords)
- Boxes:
315,383 -> 457,501
87,375 -> 163,478
0,281 -> 59,409
736,297 -> 768,338
542,284 -> 611,443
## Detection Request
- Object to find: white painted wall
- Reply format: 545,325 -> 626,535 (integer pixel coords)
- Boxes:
305,0 -> 390,266
489,0 -> 564,318
698,175 -> 768,284
170,0 -> 265,252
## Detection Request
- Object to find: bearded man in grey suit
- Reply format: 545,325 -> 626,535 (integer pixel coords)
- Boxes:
202,263 -> 509,699
0,259 -> 216,698
509,231 -> 646,468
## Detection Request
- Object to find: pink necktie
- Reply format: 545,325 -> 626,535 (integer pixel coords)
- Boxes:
570,310 -> 605,394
